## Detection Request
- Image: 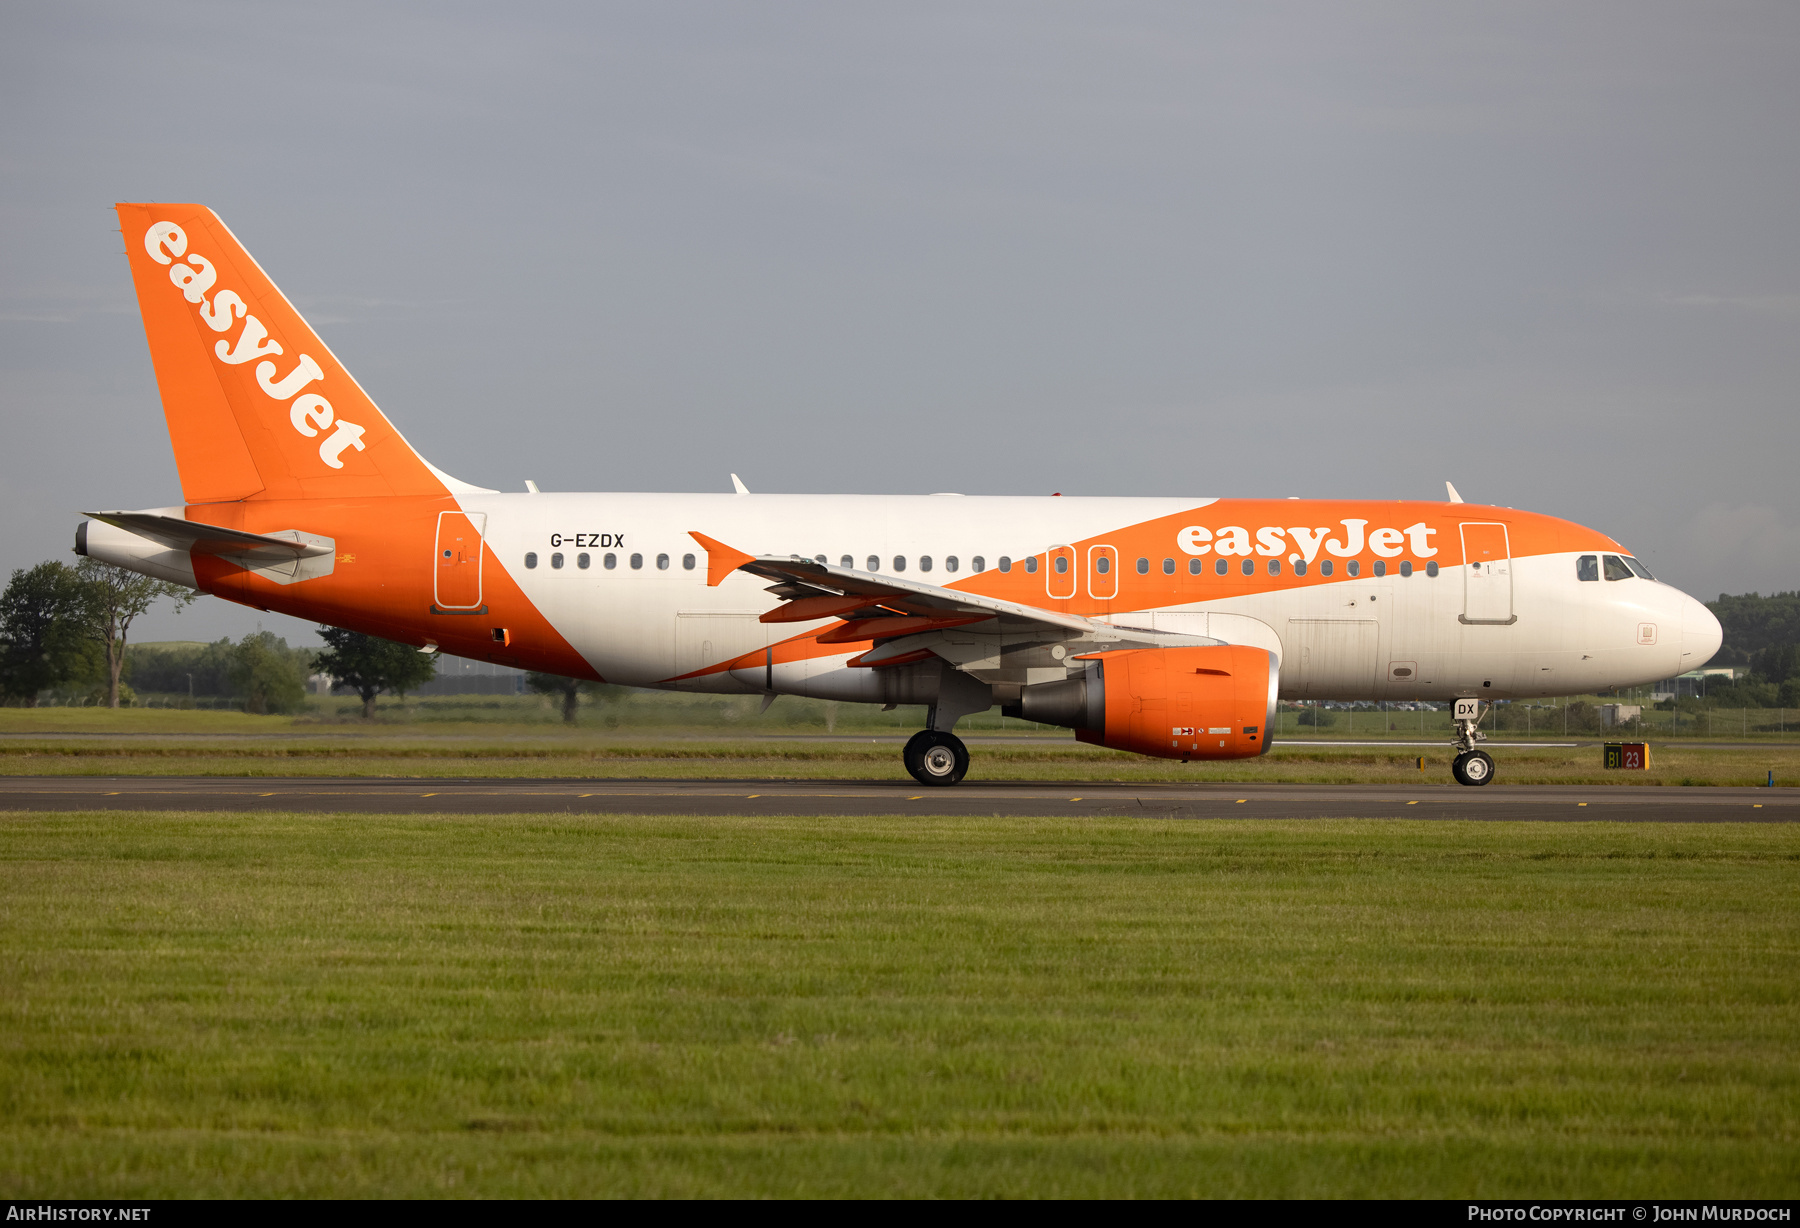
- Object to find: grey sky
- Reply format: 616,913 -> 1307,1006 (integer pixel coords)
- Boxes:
3,1 -> 1796,646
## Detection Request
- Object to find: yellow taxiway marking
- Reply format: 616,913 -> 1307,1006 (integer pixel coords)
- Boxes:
1578,802 -> 1588,806
1407,800 -> 1418,805
421,793 -> 437,797
261,793 -> 275,797
1754,804 -> 1764,808
1069,797 -> 1082,802
1236,799 -> 1247,803
747,794 -> 760,798
910,796 -> 923,801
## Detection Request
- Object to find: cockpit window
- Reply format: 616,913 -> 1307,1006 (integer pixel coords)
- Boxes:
1577,555 -> 1599,582
1623,556 -> 1654,580
1603,554 -> 1634,581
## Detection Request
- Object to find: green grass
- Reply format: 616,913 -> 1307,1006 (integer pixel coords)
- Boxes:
1,812 -> 1795,1197
2,733 -> 1798,785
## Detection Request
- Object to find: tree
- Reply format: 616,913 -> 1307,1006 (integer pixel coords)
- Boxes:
75,558 -> 195,708
0,562 -> 99,706
313,626 -> 438,718
526,672 -> 621,723
228,631 -> 312,715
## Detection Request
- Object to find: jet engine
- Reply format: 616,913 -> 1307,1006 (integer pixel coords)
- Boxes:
1006,644 -> 1279,760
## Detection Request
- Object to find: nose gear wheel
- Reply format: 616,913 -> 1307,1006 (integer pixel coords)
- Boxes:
1452,749 -> 1495,786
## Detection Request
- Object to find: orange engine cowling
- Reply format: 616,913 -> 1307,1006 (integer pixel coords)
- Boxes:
1027,644 -> 1277,760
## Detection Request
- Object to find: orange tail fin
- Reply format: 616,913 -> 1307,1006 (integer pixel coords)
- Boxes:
116,203 -> 466,504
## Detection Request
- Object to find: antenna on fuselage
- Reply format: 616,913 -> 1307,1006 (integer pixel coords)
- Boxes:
1445,481 -> 1464,503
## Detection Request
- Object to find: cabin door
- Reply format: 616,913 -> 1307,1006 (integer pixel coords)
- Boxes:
1459,522 -> 1514,624
434,511 -> 486,610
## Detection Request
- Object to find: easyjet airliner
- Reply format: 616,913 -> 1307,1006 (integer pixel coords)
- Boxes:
79,204 -> 1722,786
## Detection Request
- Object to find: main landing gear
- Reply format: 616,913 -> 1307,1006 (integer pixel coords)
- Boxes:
903,729 -> 970,786
1450,698 -> 1495,787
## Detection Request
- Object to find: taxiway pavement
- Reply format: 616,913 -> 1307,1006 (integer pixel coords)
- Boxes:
0,776 -> 1791,821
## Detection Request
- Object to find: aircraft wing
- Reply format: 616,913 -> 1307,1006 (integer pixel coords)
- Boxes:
689,531 -> 1216,669
85,511 -> 334,560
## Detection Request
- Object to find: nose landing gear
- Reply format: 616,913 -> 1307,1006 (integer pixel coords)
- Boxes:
1450,697 -> 1495,786
904,729 -> 969,786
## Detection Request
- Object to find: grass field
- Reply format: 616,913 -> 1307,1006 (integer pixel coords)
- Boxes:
1,812 -> 1795,1197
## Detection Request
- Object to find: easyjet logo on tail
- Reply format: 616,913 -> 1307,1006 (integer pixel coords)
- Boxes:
1177,519 -> 1438,564
143,221 -> 367,470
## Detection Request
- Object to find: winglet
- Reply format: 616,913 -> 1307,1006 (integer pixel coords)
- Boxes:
689,531 -> 756,587
730,473 -> 750,495
1446,481 -> 1464,504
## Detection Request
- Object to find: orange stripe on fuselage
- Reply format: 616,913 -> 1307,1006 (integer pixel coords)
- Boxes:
935,500 -> 1617,619
185,497 -> 601,681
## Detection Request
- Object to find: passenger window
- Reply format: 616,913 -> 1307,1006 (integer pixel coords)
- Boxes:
1399,560 -> 1413,577
946,556 -> 959,573
920,556 -> 933,572
867,555 -> 880,572
1425,561 -> 1438,577
841,555 -> 854,569
1189,558 -> 1202,575
551,552 -> 564,570
1603,554 -> 1632,581
1240,559 -> 1254,576
1373,560 -> 1386,578
578,552 -> 591,569
1347,560 -> 1360,577
683,553 -> 696,571
604,553 -> 616,570
656,553 -> 670,570
1268,559 -> 1281,575
1623,556 -> 1654,580
1053,556 -> 1068,574
1577,555 -> 1599,582
1130,557 -> 1144,574
999,557 -> 1012,573
630,553 -> 643,570
1320,561 -> 1334,577
972,556 -> 985,572
524,552 -> 538,569
893,556 -> 907,572
1294,560 -> 1307,577
1215,558 -> 1228,576
815,555 -> 827,565
1024,557 -> 1039,574
1162,558 -> 1174,575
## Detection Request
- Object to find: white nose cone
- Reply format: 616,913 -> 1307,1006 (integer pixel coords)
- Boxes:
1680,595 -> 1723,671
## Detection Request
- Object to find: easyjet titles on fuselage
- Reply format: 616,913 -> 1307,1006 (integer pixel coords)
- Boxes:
1176,520 -> 1436,564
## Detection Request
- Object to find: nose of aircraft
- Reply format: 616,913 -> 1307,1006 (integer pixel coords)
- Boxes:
1679,591 -> 1723,672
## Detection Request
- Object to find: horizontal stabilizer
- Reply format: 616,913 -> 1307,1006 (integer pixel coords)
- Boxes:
84,511 -> 333,560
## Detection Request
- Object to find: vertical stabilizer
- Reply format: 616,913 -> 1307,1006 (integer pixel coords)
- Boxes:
116,203 -> 461,503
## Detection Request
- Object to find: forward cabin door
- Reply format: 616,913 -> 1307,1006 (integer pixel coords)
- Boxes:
1459,522 -> 1515,624
434,511 -> 486,610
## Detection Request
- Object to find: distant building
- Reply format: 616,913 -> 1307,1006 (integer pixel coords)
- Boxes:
310,655 -> 527,697
1599,704 -> 1642,728
414,655 -> 527,696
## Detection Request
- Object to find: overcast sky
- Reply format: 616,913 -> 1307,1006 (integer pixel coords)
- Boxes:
3,1 -> 1796,646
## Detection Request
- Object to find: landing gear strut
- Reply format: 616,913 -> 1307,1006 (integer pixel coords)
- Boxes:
1450,698 -> 1495,787
904,729 -> 969,786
